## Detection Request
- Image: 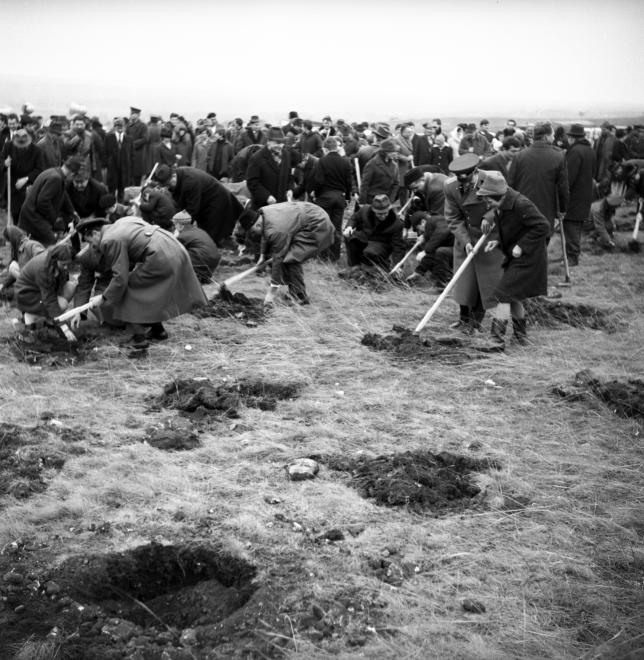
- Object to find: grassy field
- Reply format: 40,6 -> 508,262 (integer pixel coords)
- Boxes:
0,208 -> 642,660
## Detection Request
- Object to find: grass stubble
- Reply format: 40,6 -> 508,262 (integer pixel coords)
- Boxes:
0,213 -> 642,659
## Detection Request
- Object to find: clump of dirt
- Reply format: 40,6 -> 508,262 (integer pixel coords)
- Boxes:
192,289 -> 266,325
153,377 -> 301,420
524,297 -> 620,332
361,325 -> 493,365
4,325 -> 100,367
338,266 -> 404,293
552,369 -> 644,420
0,421 -> 88,503
319,450 -> 501,513
0,542 -> 274,659
144,418 -> 201,451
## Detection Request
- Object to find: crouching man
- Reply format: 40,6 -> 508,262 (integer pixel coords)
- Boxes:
248,201 -> 334,305
173,210 -> 221,283
74,217 -> 207,348
343,194 -> 406,270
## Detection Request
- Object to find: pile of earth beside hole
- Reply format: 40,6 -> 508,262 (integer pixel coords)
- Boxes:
152,377 -> 301,420
3,325 -> 102,367
318,450 -> 501,513
524,297 -> 620,332
552,369 -> 644,420
0,542 -> 270,659
192,289 -> 266,325
0,421 -> 86,503
361,325 -> 492,365
143,417 -> 201,451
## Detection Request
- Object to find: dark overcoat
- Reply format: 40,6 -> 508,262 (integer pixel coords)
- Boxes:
14,249 -> 68,318
105,131 -> 133,194
176,224 -> 221,283
18,167 -> 76,245
412,134 -> 433,166
246,146 -> 297,209
260,202 -> 334,283
508,141 -> 569,232
171,167 -> 243,245
564,139 -> 596,222
491,189 -> 550,302
444,177 -> 503,308
126,119 -> 149,182
36,134 -> 63,168
359,151 -> 399,204
346,205 -> 407,263
97,218 -> 206,324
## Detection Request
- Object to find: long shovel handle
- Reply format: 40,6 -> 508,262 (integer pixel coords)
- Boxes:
354,159 -> 361,190
559,220 -> 571,283
54,300 -> 96,323
632,209 -> 642,241
414,229 -> 492,334
6,161 -> 12,227
133,162 -> 160,206
220,258 -> 273,290
388,239 -> 423,275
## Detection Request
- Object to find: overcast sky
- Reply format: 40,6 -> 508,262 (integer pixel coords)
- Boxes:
2,0 -> 643,124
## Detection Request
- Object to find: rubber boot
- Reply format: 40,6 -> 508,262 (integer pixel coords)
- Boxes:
512,318 -> 527,345
490,318 -> 507,348
470,306 -> 486,333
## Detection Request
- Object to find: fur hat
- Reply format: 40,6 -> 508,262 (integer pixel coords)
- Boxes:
172,210 -> 193,225
404,167 -> 424,188
476,170 -> 508,197
371,194 -> 392,212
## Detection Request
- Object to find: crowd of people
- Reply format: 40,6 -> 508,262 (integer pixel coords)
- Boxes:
1,103 -> 643,350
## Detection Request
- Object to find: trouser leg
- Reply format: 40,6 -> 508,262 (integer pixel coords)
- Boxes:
345,238 -> 366,267
563,220 -> 582,262
282,262 -> 308,302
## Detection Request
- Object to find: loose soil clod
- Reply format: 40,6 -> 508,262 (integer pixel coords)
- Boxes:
361,325 -> 492,364
192,289 -> 266,324
552,369 -> 644,420
320,450 -> 501,513
3,325 -> 100,367
154,377 -> 301,420
144,418 -> 201,451
524,297 -> 620,332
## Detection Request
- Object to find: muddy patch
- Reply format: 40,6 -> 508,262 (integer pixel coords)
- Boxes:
524,297 -> 620,332
0,542 -> 273,659
3,325 -> 101,367
338,266 -> 405,293
552,369 -> 644,420
152,377 -> 301,421
143,418 -> 201,451
320,450 -> 500,513
193,289 -> 266,325
0,421 -> 87,503
361,325 -> 493,365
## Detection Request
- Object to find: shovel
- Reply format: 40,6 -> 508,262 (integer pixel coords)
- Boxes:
557,220 -> 572,287
216,258 -> 273,297
6,159 -> 12,227
388,238 -> 423,276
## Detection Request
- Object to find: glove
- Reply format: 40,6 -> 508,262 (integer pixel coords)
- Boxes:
415,250 -> 426,263
343,226 -> 354,238
89,294 -> 104,309
60,323 -> 77,342
511,245 -> 522,258
465,242 -> 473,255
69,313 -> 81,330
484,240 -> 499,253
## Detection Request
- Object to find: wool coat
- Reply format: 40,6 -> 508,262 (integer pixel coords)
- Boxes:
36,134 -> 62,169
564,139 -> 596,222
146,123 -> 162,173
158,142 -> 178,167
594,131 -> 617,182
234,128 -> 266,154
14,249 -> 68,318
478,153 -> 512,179
229,144 -> 262,183
139,187 -> 177,230
66,178 -> 108,218
508,141 -> 569,232
176,224 -> 221,283
126,119 -> 149,182
490,189 -> 550,302
3,226 -> 45,286
105,131 -> 133,194
430,145 -> 453,175
207,140 -> 234,179
359,151 -> 399,204
412,134 -> 433,166
171,167 -> 243,245
416,173 -> 448,215
97,218 -> 206,324
246,146 -> 298,209
259,202 -> 333,282
444,177 -> 503,308
345,205 -> 407,263
18,167 -> 76,245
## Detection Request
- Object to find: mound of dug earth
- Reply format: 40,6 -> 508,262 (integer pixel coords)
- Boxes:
0,542 -> 281,659
552,369 -> 644,420
524,297 -> 619,332
4,325 -> 100,367
361,325 -> 494,365
192,288 -> 266,325
155,377 -> 301,419
320,450 -> 500,514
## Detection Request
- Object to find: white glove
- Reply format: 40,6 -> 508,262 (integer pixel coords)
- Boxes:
465,242 -> 473,255
512,245 -> 522,258
69,313 -> 81,330
263,283 -> 280,306
484,240 -> 499,253
415,250 -> 426,262
343,226 -> 354,238
89,294 -> 104,309
60,324 -> 77,342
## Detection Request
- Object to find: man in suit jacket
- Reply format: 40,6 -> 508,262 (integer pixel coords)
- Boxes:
412,123 -> 435,166
105,118 -> 133,201
508,121 -> 569,235
478,137 -> 522,179
37,121 -> 64,169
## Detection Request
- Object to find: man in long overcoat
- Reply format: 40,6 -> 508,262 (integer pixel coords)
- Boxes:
444,154 -> 504,332
508,121 -> 568,235
18,157 -> 81,245
476,171 -> 550,347
76,216 -> 207,348
126,107 -> 148,185
1,129 -> 44,222
250,201 -> 334,305
153,164 -> 243,246
359,140 -> 399,204
104,118 -> 133,201
563,124 -> 596,265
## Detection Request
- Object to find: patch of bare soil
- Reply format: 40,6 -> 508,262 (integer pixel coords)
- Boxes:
143,418 -> 201,451
319,450 -> 501,514
524,297 -> 620,332
192,288 -> 266,325
338,266 -> 404,293
0,421 -> 87,503
152,378 -> 301,421
3,325 -> 101,367
552,369 -> 644,420
0,542 -> 285,659
361,325 -> 493,365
